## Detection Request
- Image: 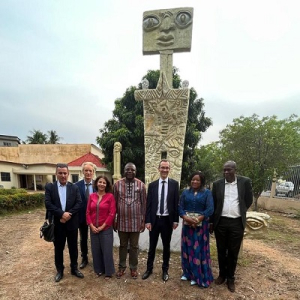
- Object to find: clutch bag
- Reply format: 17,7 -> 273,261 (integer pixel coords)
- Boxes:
184,212 -> 202,226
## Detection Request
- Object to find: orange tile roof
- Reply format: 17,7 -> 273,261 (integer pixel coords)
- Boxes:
68,152 -> 106,168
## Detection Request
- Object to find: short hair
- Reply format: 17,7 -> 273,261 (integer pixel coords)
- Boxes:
224,161 -> 237,169
56,163 -> 68,169
81,161 -> 96,173
93,175 -> 112,193
158,159 -> 170,168
124,162 -> 136,171
189,171 -> 206,188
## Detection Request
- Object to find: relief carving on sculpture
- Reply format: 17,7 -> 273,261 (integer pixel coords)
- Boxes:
135,7 -> 193,184
143,7 -> 194,54
113,142 -> 122,182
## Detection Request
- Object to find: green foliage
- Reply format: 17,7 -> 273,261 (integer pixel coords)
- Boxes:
0,192 -> 44,215
191,142 -> 224,186
26,129 -> 62,144
0,188 -> 27,195
218,114 -> 300,210
96,68 -> 212,184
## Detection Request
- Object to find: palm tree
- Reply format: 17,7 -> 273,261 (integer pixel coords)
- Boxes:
26,129 -> 48,144
47,130 -> 62,144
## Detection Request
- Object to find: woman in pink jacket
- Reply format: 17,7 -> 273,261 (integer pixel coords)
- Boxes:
86,175 -> 116,279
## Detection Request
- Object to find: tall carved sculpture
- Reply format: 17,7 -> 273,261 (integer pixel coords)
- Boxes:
134,7 -> 194,184
113,142 -> 122,183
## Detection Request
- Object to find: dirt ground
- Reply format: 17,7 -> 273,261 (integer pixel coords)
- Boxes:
0,208 -> 300,300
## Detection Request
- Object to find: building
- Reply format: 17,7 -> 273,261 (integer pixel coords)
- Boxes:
0,135 -> 21,147
0,143 -> 111,190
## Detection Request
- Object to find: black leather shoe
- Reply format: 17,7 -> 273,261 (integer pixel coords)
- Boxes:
55,272 -> 63,282
71,269 -> 84,278
227,280 -> 235,292
142,270 -> 152,280
215,276 -> 226,285
79,259 -> 88,269
162,271 -> 169,282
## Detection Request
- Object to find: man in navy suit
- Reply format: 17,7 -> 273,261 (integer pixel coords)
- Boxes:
142,159 -> 179,282
75,162 -> 96,269
211,161 -> 253,292
45,163 -> 84,282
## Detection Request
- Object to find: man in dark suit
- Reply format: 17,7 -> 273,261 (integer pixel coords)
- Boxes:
142,159 -> 179,282
211,161 -> 253,292
75,162 -> 96,269
45,163 -> 84,282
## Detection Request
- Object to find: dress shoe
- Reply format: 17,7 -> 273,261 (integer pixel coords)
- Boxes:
162,271 -> 169,282
71,269 -> 84,278
227,280 -> 235,292
142,270 -> 152,280
215,276 -> 226,285
55,272 -> 63,282
79,259 -> 88,269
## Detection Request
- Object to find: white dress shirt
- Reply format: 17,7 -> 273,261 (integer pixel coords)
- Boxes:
157,178 -> 169,216
221,179 -> 241,218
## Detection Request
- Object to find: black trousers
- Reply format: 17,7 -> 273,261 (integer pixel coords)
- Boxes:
146,216 -> 173,272
79,221 -> 88,259
54,223 -> 78,272
214,217 -> 244,280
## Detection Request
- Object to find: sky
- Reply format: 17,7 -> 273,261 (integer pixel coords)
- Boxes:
0,0 -> 299,147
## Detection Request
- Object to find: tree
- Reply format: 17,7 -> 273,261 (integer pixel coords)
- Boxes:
192,142 -> 224,187
26,129 -> 48,144
47,130 -> 62,144
218,114 -> 300,210
96,68 -> 212,184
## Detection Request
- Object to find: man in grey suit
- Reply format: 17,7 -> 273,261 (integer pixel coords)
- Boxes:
211,161 -> 253,292
45,163 -> 84,282
142,159 -> 179,282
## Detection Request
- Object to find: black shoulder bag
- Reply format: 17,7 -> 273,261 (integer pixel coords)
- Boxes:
40,211 -> 55,242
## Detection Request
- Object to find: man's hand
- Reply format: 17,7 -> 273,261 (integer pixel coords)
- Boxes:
209,223 -> 214,234
139,222 -> 145,233
173,223 -> 178,230
113,220 -> 118,232
61,212 -> 72,222
145,223 -> 152,231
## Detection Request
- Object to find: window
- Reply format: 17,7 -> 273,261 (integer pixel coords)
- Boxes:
1,172 -> 11,182
72,174 -> 79,183
3,142 -> 12,146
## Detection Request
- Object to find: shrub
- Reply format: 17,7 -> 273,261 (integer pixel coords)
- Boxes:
0,192 -> 44,215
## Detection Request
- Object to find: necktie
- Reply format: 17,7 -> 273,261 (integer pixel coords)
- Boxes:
85,183 -> 91,200
160,181 -> 166,215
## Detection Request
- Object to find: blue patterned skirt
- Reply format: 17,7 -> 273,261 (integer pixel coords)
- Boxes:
181,220 -> 213,287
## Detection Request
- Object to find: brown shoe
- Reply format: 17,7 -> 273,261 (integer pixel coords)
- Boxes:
227,280 -> 235,292
131,269 -> 138,279
116,269 -> 125,279
215,276 -> 226,285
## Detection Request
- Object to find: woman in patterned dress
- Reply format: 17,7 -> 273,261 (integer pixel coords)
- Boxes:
179,171 -> 214,287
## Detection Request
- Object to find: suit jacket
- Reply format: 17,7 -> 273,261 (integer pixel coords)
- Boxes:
145,178 -> 179,228
45,181 -> 82,231
75,179 -> 95,224
211,175 -> 253,229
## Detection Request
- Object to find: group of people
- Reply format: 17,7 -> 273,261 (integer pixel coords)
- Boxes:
45,159 -> 253,293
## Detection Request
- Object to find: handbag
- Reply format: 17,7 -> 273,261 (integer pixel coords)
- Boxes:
184,212 -> 202,226
40,212 -> 55,242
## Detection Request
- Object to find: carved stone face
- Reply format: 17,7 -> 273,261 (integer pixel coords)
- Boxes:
143,7 -> 194,54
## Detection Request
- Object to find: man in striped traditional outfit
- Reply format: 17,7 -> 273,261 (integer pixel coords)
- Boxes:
113,162 -> 147,279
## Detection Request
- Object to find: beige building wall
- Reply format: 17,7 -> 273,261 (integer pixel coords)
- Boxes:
0,144 -> 103,164
0,144 -> 109,189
